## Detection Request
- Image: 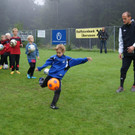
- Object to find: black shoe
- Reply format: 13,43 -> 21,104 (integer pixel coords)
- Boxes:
39,77 -> 45,87
116,87 -> 124,93
50,105 -> 59,109
131,86 -> 135,92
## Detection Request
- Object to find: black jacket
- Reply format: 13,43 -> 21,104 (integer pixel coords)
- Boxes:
121,21 -> 135,55
98,30 -> 108,41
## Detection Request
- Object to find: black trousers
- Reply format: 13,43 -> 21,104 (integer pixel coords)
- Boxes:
0,55 -> 4,65
100,40 -> 107,53
41,75 -> 61,106
120,55 -> 135,87
11,54 -> 20,71
3,52 -> 11,67
27,63 -> 36,77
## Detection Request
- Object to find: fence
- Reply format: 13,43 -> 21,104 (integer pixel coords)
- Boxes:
0,26 -> 120,51
34,26 -> 120,51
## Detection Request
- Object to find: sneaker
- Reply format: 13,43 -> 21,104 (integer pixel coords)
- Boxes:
10,71 -> 14,75
116,87 -> 124,93
131,86 -> 135,92
31,76 -> 36,79
16,71 -> 20,74
27,74 -> 31,79
39,77 -> 45,87
50,105 -> 59,109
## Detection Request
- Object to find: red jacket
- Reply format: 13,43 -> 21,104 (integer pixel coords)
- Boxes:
0,40 -> 7,55
10,37 -> 22,55
4,39 -> 11,53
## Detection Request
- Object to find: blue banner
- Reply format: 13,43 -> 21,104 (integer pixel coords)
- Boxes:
52,30 -> 66,45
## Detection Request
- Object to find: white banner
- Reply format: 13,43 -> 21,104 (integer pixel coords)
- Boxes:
37,30 -> 46,38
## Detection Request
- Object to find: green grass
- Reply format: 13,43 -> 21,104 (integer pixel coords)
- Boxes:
0,49 -> 135,135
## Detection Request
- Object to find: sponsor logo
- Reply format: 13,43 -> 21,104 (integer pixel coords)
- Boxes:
56,32 -> 62,41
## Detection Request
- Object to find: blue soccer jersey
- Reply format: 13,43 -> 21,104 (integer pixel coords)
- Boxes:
37,55 -> 88,79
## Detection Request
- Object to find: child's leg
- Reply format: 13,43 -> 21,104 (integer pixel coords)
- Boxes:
1,55 -> 4,65
28,63 -> 32,75
30,63 -> 36,77
6,53 -> 10,65
51,80 -> 61,106
15,54 -> 20,71
9,54 -> 12,68
0,55 -> 3,69
3,53 -> 8,65
40,75 -> 52,88
11,54 -> 15,71
0,55 -> 2,65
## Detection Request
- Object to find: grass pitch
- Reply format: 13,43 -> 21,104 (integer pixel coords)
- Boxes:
0,49 -> 135,135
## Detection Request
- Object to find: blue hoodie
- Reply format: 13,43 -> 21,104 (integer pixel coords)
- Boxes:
25,43 -> 39,63
37,55 -> 88,80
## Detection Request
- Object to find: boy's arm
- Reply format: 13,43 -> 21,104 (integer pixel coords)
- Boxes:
69,57 -> 88,68
37,57 -> 54,71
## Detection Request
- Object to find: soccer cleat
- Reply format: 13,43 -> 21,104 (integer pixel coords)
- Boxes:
16,71 -> 21,74
131,86 -> 135,92
50,105 -> 59,109
39,77 -> 45,86
27,74 -> 31,79
116,87 -> 124,93
10,71 -> 14,75
31,76 -> 36,79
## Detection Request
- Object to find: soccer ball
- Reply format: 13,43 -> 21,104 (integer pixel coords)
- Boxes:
0,44 -> 4,51
3,64 -> 8,69
44,68 -> 49,75
47,78 -> 60,91
10,39 -> 17,47
28,45 -> 35,52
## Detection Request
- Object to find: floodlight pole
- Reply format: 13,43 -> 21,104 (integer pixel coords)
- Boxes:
113,26 -> 116,52
51,0 -> 60,27
56,0 -> 59,27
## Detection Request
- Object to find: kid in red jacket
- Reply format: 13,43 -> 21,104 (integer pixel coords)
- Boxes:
0,35 -> 7,69
10,28 -> 23,74
3,33 -> 12,68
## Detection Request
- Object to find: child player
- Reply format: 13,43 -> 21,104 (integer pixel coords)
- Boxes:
10,28 -> 23,74
25,35 -> 39,79
3,33 -> 12,68
35,44 -> 92,109
0,35 -> 7,69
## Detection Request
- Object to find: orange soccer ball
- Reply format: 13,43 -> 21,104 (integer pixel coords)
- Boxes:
47,78 -> 60,91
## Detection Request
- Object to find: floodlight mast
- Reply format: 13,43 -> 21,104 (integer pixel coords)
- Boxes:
50,0 -> 60,27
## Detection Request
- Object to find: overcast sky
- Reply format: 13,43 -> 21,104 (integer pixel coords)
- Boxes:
34,0 -> 44,5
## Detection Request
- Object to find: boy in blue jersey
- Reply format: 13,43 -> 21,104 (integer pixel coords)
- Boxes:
26,35 -> 39,79
36,44 -> 92,109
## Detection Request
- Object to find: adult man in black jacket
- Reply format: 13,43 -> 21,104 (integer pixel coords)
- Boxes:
98,27 -> 108,53
116,11 -> 135,93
